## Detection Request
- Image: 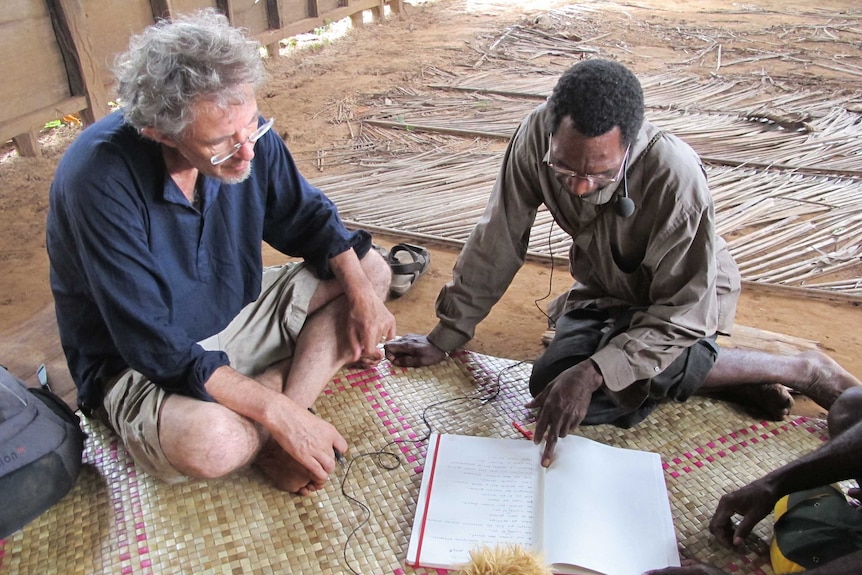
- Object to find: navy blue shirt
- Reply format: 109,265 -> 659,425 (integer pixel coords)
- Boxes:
47,112 -> 370,411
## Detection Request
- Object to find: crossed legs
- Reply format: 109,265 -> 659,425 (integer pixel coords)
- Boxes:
156,251 -> 391,491
254,252 -> 392,492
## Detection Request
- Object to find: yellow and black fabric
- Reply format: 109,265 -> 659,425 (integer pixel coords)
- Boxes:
771,485 -> 862,573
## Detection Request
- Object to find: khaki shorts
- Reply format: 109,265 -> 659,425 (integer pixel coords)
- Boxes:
98,263 -> 321,483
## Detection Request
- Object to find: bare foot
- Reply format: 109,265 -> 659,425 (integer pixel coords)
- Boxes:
707,383 -> 794,421
796,351 -> 862,410
345,347 -> 384,370
345,356 -> 382,370
254,437 -> 321,495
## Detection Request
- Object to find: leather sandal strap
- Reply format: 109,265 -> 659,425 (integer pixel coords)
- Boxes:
388,243 -> 429,275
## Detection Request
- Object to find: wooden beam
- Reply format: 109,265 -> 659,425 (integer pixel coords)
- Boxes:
266,0 -> 283,29
149,0 -> 174,20
0,96 -> 88,144
362,118 -> 507,140
12,130 -> 42,159
428,84 -> 547,101
371,0 -> 384,21
345,221 -> 862,306
45,0 -> 111,125
700,156 -> 862,179
740,279 -> 862,305
214,0 -> 236,23
254,0 -> 387,46
263,0 -> 284,57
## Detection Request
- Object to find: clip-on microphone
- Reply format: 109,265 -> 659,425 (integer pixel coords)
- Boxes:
615,153 -> 635,218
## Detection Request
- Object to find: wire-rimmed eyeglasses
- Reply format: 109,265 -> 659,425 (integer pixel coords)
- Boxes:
545,134 -> 629,188
210,117 -> 275,165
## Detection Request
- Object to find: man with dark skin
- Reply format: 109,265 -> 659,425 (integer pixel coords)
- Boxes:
645,387 -> 862,575
384,59 -> 861,467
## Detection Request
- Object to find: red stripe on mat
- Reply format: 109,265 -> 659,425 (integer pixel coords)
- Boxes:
663,416 -> 827,478
99,439 -> 154,574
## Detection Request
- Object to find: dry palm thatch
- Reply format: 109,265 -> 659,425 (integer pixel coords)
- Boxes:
361,92 -> 532,140
289,126 -> 481,171
358,90 -> 862,175
313,16 -> 862,296
477,3 -> 862,86
312,150 -> 862,295
654,107 -> 862,174
708,167 -> 862,289
469,23 -> 601,68
431,71 -> 862,120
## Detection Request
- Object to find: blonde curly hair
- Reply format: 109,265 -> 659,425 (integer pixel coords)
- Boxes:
457,545 -> 553,575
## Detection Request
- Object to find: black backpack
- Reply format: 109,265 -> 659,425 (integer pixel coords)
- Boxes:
0,365 -> 86,538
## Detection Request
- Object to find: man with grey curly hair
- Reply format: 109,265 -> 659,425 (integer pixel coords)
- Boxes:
46,10 -> 395,494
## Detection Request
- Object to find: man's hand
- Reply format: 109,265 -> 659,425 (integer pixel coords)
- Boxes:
328,247 -> 397,366
708,479 -> 776,547
526,360 -> 604,467
345,289 -> 397,366
643,561 -> 727,575
384,334 -> 447,367
265,395 -> 349,490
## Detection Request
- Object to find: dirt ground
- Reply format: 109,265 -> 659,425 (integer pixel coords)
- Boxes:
1,0 -> 860,417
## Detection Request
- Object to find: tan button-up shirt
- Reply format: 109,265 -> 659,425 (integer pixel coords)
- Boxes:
429,103 -> 741,395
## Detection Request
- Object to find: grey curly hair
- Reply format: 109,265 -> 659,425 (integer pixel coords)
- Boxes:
114,9 -> 265,137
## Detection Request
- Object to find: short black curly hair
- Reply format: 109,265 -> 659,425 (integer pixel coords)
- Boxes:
546,59 -> 644,146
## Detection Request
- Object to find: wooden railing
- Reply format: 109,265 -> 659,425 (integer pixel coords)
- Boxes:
0,0 -> 401,157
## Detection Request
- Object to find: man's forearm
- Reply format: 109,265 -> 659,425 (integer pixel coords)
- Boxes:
204,365 -> 290,429
762,419 -> 862,497
329,248 -> 375,304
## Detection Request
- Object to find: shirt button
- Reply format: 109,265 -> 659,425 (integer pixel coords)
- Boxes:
654,366 -> 660,372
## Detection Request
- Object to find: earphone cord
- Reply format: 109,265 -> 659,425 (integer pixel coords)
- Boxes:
534,219 -> 557,329
337,359 -> 527,574
337,188 -> 579,572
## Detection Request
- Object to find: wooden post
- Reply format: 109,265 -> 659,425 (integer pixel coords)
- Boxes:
214,0 -> 236,24
370,0 -> 384,22
346,0 -> 365,28
149,0 -> 174,20
265,0 -> 284,57
44,0 -> 111,126
307,0 -> 320,18
12,130 -> 42,159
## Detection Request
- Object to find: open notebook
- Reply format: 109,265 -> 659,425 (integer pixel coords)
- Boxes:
407,433 -> 680,574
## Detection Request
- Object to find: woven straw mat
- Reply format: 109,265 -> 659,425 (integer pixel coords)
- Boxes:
0,351 -> 827,575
